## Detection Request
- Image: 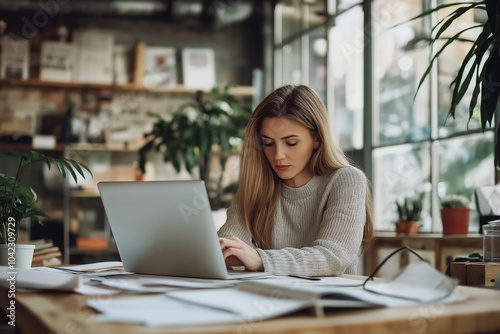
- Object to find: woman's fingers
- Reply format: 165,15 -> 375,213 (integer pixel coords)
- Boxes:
219,236 -> 241,250
219,236 -> 264,272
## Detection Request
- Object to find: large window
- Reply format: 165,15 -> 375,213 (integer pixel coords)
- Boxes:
273,0 -> 495,232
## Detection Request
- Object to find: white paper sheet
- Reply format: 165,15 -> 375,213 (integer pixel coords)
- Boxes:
0,266 -> 79,291
51,261 -> 124,273
89,295 -> 243,327
476,185 -> 500,215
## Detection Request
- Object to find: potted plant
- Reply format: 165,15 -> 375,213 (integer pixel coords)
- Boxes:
138,84 -> 251,209
406,1 -> 500,167
395,192 -> 424,235
0,150 -> 91,268
440,194 -> 473,235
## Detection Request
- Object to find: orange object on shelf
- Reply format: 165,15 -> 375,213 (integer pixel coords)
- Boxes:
76,238 -> 108,250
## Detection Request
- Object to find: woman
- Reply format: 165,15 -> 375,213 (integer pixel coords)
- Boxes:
218,85 -> 373,276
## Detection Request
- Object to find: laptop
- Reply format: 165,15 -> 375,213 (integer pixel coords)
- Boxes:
97,180 -> 269,280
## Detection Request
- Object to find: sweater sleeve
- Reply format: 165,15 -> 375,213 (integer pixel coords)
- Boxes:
257,167 -> 367,276
217,203 -> 254,246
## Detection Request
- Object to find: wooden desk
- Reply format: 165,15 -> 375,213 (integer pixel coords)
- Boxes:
2,280 -> 500,334
366,232 -> 483,274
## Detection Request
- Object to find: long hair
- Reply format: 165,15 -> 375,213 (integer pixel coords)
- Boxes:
236,85 -> 373,252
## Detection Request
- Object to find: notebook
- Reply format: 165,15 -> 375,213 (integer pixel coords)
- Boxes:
97,180 -> 269,280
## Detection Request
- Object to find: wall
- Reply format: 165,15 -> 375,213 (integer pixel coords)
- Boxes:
0,5 -> 264,261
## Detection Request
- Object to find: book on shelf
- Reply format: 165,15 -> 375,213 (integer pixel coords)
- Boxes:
32,257 -> 62,267
143,46 -> 177,88
32,253 -> 62,267
33,246 -> 60,256
39,41 -> 77,82
30,239 -> 62,267
181,48 -> 215,90
31,239 -> 54,250
73,29 -> 114,84
0,35 -> 30,79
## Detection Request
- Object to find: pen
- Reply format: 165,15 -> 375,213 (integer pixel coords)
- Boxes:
288,274 -> 321,281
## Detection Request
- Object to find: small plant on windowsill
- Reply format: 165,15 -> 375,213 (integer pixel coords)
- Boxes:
395,192 -> 424,235
440,194 -> 473,235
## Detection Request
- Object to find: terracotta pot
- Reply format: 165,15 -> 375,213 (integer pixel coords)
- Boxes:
395,221 -> 420,235
441,208 -> 470,235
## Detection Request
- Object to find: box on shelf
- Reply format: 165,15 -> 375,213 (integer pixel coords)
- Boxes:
0,35 -> 29,79
0,101 -> 38,136
76,237 -> 108,250
450,262 -> 500,287
40,41 -> 77,82
113,44 -> 130,85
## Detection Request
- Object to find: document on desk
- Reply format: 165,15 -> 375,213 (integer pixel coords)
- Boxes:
87,262 -> 467,327
0,266 -> 79,291
89,295 -> 246,327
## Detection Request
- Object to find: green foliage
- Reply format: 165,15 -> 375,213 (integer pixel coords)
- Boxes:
0,150 -> 92,244
138,84 -> 251,208
396,192 -> 424,222
402,1 -> 500,167
440,194 -> 472,209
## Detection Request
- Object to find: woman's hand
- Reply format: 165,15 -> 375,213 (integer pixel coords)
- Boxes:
219,236 -> 264,272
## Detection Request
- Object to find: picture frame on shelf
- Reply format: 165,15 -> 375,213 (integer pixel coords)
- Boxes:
143,46 -> 177,89
181,48 -> 216,90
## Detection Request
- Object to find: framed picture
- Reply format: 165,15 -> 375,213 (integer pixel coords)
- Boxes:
143,46 -> 177,88
182,48 -> 215,90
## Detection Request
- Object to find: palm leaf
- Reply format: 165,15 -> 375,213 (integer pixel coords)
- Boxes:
448,25 -> 491,121
414,25 -> 480,100
480,44 -> 500,129
395,2 -> 479,28
432,4 -> 478,42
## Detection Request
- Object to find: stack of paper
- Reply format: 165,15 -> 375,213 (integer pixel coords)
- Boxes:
476,185 -> 500,215
87,261 -> 466,328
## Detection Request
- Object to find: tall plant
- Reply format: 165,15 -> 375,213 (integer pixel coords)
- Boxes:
405,1 -> 500,166
0,151 -> 92,244
138,84 -> 251,209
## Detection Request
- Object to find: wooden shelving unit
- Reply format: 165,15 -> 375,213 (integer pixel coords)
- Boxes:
0,78 -> 255,97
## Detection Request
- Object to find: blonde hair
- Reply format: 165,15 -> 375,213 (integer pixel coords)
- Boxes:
236,85 -> 373,252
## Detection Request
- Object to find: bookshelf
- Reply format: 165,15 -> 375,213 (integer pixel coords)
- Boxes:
0,78 -> 255,97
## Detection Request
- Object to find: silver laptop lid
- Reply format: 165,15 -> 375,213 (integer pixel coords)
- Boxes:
97,180 -> 230,279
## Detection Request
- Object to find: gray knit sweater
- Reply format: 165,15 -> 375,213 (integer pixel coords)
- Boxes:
218,166 -> 367,276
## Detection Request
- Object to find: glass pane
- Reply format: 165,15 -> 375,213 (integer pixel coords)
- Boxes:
274,48 -> 283,87
328,5 -> 363,150
373,143 -> 432,231
282,39 -> 302,85
337,0 -> 360,11
275,0 -> 302,43
309,26 -> 327,102
436,0 -> 484,137
374,0 -> 430,146
437,132 -> 495,232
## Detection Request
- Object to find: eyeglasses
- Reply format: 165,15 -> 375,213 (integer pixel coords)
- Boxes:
361,245 -> 457,303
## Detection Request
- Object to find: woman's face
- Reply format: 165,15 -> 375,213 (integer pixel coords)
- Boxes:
260,117 -> 319,188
